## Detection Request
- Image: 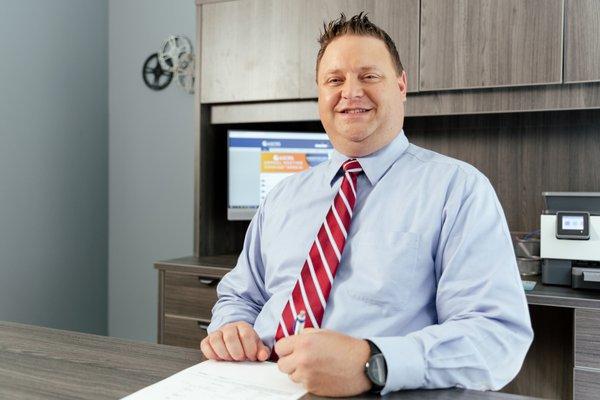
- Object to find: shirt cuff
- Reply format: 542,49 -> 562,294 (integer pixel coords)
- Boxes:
206,310 -> 256,334
368,335 -> 425,395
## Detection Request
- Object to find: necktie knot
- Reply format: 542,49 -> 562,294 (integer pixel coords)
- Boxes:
342,159 -> 362,174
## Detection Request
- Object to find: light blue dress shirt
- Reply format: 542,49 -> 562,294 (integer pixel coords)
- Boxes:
208,130 -> 533,394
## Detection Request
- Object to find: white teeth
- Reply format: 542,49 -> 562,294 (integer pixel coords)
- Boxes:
344,109 -> 368,114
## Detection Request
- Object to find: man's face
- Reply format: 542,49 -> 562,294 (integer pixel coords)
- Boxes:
317,35 -> 407,158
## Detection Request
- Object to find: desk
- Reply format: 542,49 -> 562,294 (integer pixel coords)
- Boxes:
525,276 -> 600,309
0,321 -> 541,400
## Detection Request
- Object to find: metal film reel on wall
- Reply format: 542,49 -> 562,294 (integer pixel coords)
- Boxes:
142,35 -> 195,94
142,53 -> 173,91
158,35 -> 193,73
176,52 -> 195,94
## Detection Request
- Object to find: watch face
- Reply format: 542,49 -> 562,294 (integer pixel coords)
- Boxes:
368,354 -> 387,386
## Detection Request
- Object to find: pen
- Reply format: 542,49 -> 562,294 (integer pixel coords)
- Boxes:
294,310 -> 306,335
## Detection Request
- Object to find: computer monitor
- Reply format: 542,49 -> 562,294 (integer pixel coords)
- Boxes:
228,130 -> 334,220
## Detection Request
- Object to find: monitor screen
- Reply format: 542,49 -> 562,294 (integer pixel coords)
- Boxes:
228,130 -> 333,220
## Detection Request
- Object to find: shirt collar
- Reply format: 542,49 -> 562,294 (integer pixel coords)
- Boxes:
326,130 -> 410,187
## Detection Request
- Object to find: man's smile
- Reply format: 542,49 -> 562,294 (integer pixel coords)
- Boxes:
339,106 -> 373,113
337,107 -> 374,119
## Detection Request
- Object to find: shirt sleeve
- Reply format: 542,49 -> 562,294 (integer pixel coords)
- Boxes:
207,204 -> 270,332
369,171 -> 534,395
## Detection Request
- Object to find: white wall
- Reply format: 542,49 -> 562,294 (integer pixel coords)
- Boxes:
0,0 -> 108,334
108,0 -> 195,341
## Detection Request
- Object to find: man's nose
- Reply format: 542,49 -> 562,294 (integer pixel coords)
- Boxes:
341,77 -> 364,99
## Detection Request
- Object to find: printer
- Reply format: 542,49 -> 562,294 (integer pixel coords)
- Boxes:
541,192 -> 600,289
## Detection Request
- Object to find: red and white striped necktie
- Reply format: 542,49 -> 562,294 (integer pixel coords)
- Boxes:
275,159 -> 362,341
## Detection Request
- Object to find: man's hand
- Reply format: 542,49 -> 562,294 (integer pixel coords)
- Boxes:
275,329 -> 372,397
200,321 -> 270,362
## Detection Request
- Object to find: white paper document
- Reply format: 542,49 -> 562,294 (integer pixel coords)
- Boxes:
122,360 -> 307,400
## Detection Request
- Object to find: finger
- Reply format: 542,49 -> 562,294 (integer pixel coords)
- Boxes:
208,331 -> 232,361
200,337 -> 220,360
257,342 -> 271,361
237,324 -> 258,361
274,336 -> 296,358
277,354 -> 297,375
289,369 -> 304,384
222,326 -> 246,361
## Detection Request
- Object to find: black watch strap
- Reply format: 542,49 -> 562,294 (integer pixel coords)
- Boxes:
365,340 -> 387,394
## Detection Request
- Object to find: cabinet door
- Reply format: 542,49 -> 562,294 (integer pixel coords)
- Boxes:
200,0 -> 301,103
564,0 -> 600,83
299,0 -> 420,98
163,316 -> 209,349
420,0 -> 564,91
574,368 -> 600,400
575,308 -> 600,370
164,272 -> 219,320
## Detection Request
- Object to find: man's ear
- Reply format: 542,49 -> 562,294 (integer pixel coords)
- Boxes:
397,70 -> 408,102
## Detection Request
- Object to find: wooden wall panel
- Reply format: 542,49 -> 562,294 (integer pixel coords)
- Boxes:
405,110 -> 600,232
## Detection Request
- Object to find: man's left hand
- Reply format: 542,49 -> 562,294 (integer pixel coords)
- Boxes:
274,329 -> 372,397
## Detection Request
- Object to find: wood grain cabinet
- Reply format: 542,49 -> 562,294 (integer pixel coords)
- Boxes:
564,0 -> 600,83
574,309 -> 600,400
199,0 -> 600,105
574,368 -> 600,400
575,309 -> 600,370
298,0 -> 420,98
164,272 -> 219,319
163,315 -> 210,349
419,0 -> 564,91
155,256 -> 235,349
161,272 -> 216,349
201,0 -> 420,103
200,0 -> 302,103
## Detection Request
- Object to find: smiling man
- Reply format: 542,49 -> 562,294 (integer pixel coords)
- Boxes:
202,13 -> 533,397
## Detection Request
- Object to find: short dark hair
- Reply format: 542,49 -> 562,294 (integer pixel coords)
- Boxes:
316,12 -> 404,81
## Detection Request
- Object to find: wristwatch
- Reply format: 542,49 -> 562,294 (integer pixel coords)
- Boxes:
364,339 -> 387,394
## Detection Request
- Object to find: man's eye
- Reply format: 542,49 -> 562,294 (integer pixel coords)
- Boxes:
327,78 -> 341,84
364,74 -> 378,80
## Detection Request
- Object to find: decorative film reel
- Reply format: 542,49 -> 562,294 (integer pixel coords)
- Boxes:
142,35 -> 194,94
142,53 -> 173,91
158,35 -> 193,73
176,53 -> 195,94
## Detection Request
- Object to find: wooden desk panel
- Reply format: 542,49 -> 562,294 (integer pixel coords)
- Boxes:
0,321 -> 543,400
0,321 -> 201,400
526,277 -> 600,309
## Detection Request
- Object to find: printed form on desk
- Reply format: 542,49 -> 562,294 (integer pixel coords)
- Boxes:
122,360 -> 307,400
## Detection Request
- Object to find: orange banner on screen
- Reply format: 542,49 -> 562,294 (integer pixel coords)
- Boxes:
261,152 -> 309,172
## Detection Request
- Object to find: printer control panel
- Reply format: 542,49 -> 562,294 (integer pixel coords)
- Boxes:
556,212 -> 590,240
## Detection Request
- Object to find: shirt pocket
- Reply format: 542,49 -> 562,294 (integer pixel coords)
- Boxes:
344,230 -> 420,311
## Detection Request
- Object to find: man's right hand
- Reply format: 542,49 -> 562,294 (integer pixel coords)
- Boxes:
200,321 -> 271,361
